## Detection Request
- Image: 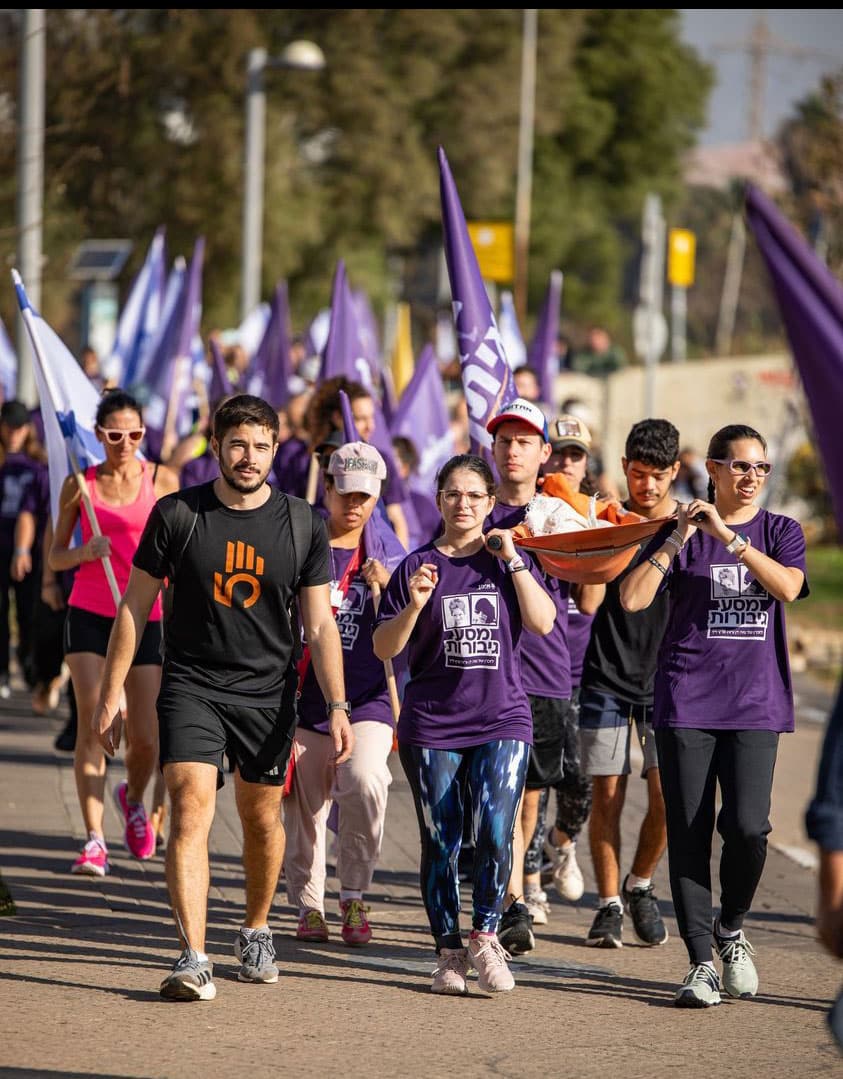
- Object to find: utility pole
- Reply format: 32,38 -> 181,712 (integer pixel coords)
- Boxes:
16,10 -> 45,406
513,8 -> 537,327
714,13 -> 838,141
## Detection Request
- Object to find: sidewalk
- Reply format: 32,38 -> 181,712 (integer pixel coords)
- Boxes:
1,677 -> 841,1079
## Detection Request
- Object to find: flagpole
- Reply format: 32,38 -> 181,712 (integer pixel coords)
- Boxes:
12,270 -> 122,611
369,580 -> 401,725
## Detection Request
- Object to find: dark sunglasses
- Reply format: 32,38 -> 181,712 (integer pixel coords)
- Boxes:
97,425 -> 145,445
709,458 -> 772,477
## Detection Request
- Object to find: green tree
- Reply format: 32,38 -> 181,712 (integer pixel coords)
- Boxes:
0,9 -> 712,346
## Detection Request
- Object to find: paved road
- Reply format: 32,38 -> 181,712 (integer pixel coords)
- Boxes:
0,674 -> 841,1079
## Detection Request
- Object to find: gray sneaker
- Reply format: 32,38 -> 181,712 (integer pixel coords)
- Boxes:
675,963 -> 721,1008
160,949 -> 216,1001
715,928 -> 758,998
235,928 -> 279,983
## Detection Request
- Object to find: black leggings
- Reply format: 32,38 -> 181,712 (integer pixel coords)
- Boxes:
655,726 -> 779,965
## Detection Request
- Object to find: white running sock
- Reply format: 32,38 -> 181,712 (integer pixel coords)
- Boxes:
599,895 -> 621,909
340,889 -> 363,903
626,874 -> 651,891
239,925 -> 269,938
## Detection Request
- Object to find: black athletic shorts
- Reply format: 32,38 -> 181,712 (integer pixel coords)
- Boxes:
64,606 -> 163,666
156,685 -> 297,789
525,695 -> 573,790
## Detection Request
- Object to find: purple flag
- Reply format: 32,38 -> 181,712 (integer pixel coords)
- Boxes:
352,288 -> 383,381
247,281 -> 293,408
392,344 -> 455,495
438,146 -> 516,454
144,237 -> 204,462
321,261 -> 372,389
527,269 -> 564,407
745,186 -> 843,531
338,390 -> 406,569
208,337 -> 234,406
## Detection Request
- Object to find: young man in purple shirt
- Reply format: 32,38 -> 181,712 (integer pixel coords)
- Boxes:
0,400 -> 44,696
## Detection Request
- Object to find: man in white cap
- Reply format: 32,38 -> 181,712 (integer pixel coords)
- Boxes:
484,398 -> 600,954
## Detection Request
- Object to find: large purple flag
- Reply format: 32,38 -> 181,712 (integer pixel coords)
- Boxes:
321,260 -> 371,389
338,390 -> 406,569
352,288 -> 383,381
144,237 -> 204,462
247,281 -> 293,408
208,337 -> 234,406
108,227 -> 166,387
392,344 -> 455,495
745,186 -> 843,532
438,146 -> 516,454
527,269 -> 564,407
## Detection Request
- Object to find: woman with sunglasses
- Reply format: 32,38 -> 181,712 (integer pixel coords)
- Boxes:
49,390 -> 178,875
621,424 -> 808,1009
373,454 -> 555,996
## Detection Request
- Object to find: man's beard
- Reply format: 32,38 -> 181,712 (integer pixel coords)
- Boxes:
218,457 -> 268,494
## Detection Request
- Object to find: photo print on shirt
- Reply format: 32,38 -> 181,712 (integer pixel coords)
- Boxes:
441,592 -> 501,669
707,563 -> 770,641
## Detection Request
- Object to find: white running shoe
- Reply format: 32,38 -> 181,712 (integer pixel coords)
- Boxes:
543,834 -> 584,902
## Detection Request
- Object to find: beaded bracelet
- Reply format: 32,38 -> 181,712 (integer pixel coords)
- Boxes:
664,532 -> 684,554
647,556 -> 668,577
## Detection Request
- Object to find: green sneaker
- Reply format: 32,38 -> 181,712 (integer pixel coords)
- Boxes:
715,929 -> 758,998
675,963 -> 722,1008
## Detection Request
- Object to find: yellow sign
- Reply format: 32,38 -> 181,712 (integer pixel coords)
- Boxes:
668,228 -> 696,288
467,221 -> 514,283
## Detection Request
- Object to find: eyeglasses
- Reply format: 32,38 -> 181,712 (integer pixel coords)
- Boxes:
440,490 -> 489,505
97,425 -> 145,445
710,458 -> 773,477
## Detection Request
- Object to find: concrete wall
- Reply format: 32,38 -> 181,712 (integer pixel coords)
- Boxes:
551,352 -> 804,494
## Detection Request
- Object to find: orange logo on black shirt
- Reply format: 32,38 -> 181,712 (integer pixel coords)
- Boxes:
214,540 -> 264,609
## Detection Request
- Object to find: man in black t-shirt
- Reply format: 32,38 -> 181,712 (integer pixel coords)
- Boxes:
579,419 -> 680,952
92,396 -> 352,1003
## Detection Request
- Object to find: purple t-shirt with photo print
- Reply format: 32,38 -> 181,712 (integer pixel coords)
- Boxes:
650,508 -> 808,733
297,544 -> 392,734
375,541 -> 534,748
487,500 -> 571,699
567,598 -> 594,688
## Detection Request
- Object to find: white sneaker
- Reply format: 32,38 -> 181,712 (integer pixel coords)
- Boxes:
468,933 -> 515,993
675,963 -> 721,1008
543,834 -> 584,902
431,947 -> 469,995
715,928 -> 758,998
523,889 -> 550,926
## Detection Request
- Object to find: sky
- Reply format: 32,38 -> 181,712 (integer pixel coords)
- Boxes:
680,10 -> 843,145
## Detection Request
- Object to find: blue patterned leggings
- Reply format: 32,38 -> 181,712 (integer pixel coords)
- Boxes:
399,739 -> 529,950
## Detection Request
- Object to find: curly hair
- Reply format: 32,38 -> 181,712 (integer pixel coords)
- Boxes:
624,419 -> 680,470
304,376 -> 371,449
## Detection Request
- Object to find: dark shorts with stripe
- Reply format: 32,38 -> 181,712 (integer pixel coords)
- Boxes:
525,695 -> 574,790
156,684 -> 297,789
64,606 -> 162,666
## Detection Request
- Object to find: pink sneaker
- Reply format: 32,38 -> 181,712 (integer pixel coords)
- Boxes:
340,899 -> 372,946
296,909 -> 329,942
71,837 -> 109,876
114,781 -> 155,859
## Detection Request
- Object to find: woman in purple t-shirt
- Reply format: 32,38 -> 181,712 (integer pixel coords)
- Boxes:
622,424 -> 808,1009
283,442 -> 399,950
373,454 -> 555,996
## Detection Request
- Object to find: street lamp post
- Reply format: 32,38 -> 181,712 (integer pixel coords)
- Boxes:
240,40 -> 325,323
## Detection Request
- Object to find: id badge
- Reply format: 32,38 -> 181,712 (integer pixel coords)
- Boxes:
330,584 -> 344,609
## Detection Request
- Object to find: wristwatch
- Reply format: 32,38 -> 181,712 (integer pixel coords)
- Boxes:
725,532 -> 749,555
326,700 -> 352,717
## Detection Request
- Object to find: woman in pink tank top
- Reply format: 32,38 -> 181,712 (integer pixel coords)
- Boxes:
49,390 -> 178,877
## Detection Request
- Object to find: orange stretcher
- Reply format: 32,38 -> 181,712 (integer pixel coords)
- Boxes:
512,474 -> 674,585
